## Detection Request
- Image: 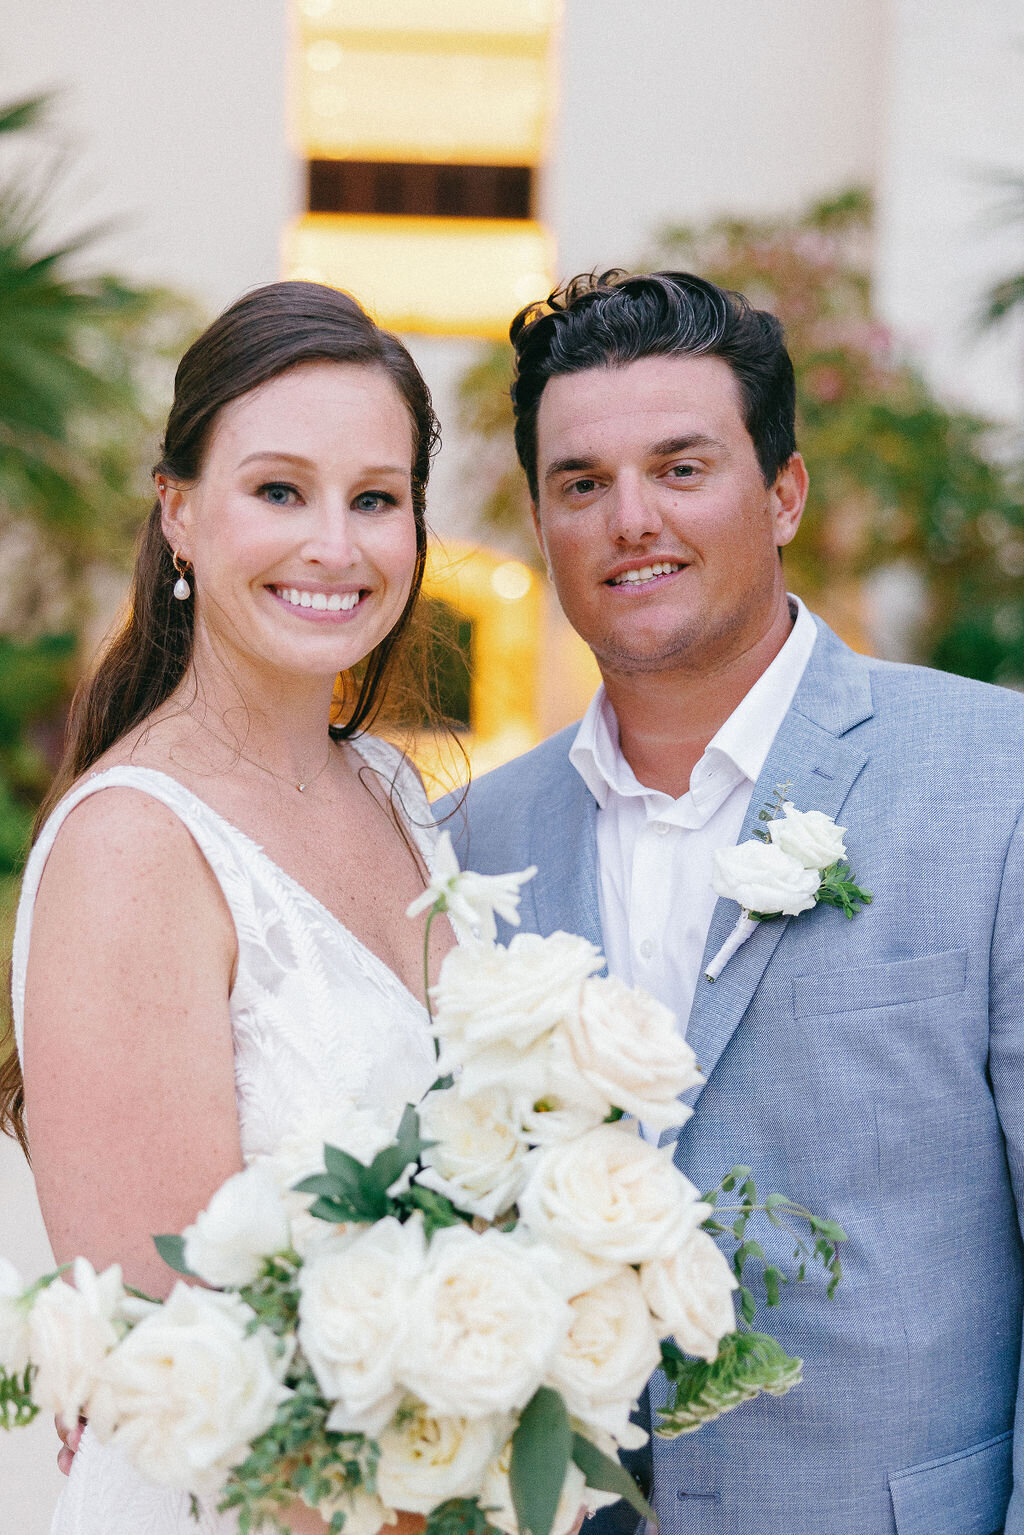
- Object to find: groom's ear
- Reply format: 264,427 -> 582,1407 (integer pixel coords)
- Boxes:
530,500 -> 550,568
771,452 -> 809,550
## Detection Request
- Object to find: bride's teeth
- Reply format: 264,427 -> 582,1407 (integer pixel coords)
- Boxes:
311,592 -> 328,610
299,591 -> 312,607
326,593 -> 342,611
341,592 -> 359,611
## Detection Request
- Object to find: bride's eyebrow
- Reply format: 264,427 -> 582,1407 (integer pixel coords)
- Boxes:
236,451 -> 314,470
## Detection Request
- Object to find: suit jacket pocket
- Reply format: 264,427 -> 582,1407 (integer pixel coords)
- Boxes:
792,947 -> 967,1018
889,1429 -> 1012,1535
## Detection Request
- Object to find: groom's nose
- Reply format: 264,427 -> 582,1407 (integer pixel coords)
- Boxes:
606,473 -> 664,543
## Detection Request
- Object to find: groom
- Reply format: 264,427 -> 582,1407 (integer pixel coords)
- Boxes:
445,271 -> 1024,1533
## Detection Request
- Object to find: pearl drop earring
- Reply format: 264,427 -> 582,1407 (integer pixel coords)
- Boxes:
172,552 -> 191,601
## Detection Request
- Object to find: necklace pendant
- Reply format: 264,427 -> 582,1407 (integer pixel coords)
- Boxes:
296,783 -> 306,793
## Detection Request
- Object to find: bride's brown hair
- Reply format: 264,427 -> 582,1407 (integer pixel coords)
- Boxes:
0,281 -> 440,1152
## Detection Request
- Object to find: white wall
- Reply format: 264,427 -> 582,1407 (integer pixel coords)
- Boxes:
0,0 -> 299,314
873,0 -> 1024,422
548,0 -> 886,274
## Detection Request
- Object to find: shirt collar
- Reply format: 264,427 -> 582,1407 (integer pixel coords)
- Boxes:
569,596 -> 817,812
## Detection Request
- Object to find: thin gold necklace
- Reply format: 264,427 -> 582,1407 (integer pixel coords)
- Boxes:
199,725 -> 335,794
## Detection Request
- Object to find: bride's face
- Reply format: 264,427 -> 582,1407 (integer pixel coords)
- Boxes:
161,360 -> 419,681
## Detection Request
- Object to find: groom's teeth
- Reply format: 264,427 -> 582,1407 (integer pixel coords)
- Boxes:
326,593 -> 342,611
611,561 -> 683,585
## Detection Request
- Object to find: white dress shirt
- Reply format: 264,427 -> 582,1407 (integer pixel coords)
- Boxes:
569,598 -> 818,1039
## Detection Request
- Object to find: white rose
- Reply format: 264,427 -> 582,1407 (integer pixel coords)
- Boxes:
417,1087 -> 531,1220
640,1228 -> 738,1363
768,803 -> 847,870
375,1403 -> 504,1513
0,1257 -> 30,1376
182,1163 -> 291,1289
256,1101 -> 401,1257
89,1284 -> 289,1496
407,831 -> 537,943
565,976 -> 703,1132
432,931 -> 604,1069
519,1123 -> 710,1265
28,1260 -> 124,1423
459,1030 -> 610,1146
401,1225 -> 572,1418
712,841 -> 820,916
546,1270 -> 661,1442
298,1217 -> 425,1434
481,1439 -> 602,1535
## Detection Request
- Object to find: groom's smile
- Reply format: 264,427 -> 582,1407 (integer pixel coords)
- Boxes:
532,353 -> 805,678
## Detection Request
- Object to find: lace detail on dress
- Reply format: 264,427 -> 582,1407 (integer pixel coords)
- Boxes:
9,738 -> 441,1535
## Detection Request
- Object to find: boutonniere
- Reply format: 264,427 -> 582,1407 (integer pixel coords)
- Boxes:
705,783 -> 872,983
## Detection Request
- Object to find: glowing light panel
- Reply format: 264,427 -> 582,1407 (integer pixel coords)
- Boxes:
284,214 -> 552,339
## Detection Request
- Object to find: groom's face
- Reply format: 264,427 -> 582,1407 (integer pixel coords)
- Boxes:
531,353 -> 805,677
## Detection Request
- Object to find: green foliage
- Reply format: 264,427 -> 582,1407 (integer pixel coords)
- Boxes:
152,1233 -> 193,1277
217,1367 -> 376,1534
656,1332 -> 803,1437
0,93 -> 198,867
0,1362 -> 38,1429
814,862 -> 872,919
424,1498 -> 504,1535
702,1167 -> 846,1318
509,1386 -> 572,1535
294,1105 -> 435,1226
570,1433 -> 655,1524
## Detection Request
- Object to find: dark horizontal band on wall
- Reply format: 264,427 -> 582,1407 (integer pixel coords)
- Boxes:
307,160 -> 533,220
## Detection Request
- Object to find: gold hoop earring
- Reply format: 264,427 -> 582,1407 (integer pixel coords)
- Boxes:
172,552 -> 191,602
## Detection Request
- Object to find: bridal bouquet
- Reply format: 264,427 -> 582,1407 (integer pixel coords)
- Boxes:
0,845 -> 844,1535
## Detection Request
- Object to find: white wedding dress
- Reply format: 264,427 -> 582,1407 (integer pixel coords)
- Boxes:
10,739 -> 441,1535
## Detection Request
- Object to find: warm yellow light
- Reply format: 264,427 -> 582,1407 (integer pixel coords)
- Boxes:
297,0 -> 558,38
490,560 -> 533,601
296,36 -> 551,165
284,214 -> 553,339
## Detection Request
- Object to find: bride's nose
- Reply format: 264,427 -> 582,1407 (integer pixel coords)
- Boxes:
301,503 -> 359,569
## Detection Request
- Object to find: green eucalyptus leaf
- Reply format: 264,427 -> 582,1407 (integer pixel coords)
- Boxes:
570,1434 -> 656,1525
153,1234 -> 193,1276
509,1387 -> 572,1535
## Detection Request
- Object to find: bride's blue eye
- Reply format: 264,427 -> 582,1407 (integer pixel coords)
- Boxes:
259,482 -> 299,506
353,491 -> 398,513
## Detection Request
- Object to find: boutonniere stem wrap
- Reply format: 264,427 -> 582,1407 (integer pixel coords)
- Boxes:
705,790 -> 872,983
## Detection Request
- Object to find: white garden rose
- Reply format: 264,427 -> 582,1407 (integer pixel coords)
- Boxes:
640,1228 -> 738,1363
401,1225 -> 572,1418
182,1162 -> 291,1288
519,1122 -> 710,1265
89,1284 -> 289,1496
480,1439 -> 610,1535
0,1257 -> 30,1375
416,1087 -> 530,1220
298,1216 -> 425,1434
566,975 -> 703,1131
712,841 -> 820,916
28,1259 -> 124,1423
460,1029 -> 609,1144
432,931 -> 604,1069
546,1270 -> 661,1441
767,804 -> 847,870
375,1403 -> 504,1513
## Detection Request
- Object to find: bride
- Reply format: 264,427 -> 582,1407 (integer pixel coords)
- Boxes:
2,281 -> 452,1534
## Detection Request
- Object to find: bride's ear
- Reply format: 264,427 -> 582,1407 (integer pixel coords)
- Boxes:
157,477 -> 192,562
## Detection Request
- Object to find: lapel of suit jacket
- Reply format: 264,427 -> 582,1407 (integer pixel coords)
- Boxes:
525,743 -> 604,955
681,620 -> 875,1104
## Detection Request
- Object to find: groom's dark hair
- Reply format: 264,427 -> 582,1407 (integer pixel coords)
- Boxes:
509,270 -> 797,499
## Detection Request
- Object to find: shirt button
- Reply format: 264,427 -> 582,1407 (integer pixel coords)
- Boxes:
638,938 -> 655,960
654,821 -> 671,837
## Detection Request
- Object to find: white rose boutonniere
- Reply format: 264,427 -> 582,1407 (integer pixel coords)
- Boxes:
705,783 -> 872,983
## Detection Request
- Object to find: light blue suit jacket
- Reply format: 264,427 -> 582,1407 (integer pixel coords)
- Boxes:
441,617 -> 1024,1535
